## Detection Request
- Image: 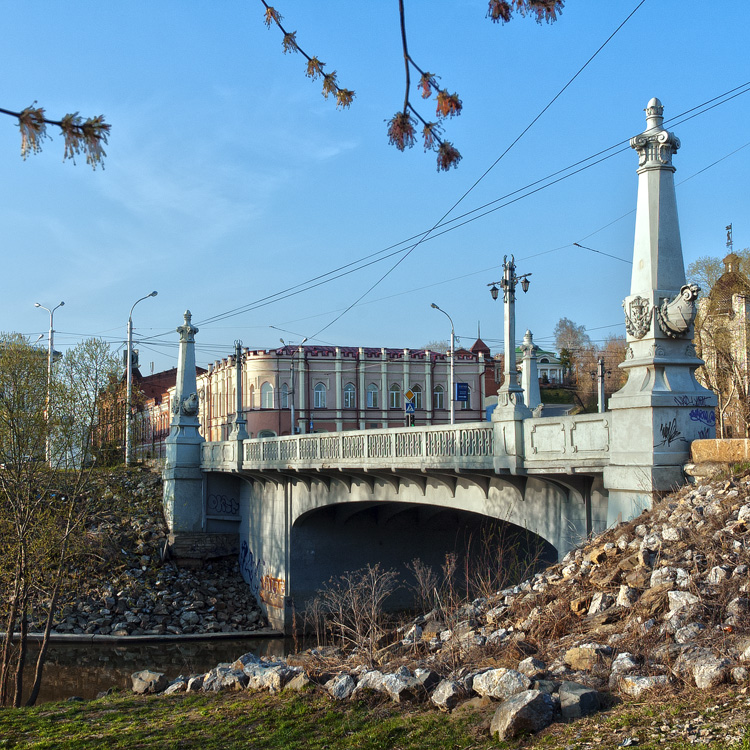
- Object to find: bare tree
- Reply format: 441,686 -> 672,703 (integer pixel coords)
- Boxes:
317,564 -> 400,667
0,336 -> 119,707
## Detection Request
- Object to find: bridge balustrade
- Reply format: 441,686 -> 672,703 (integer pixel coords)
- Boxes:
200,416 -> 610,475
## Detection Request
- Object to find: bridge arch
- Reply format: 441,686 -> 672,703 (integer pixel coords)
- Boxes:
289,497 -> 557,610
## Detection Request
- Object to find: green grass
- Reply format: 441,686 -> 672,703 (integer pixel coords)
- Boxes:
0,691 -> 494,750
1,686 -> 750,750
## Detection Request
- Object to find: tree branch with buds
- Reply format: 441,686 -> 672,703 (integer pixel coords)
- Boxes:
261,2 -> 355,110
0,105 -> 110,169
262,0 -> 563,172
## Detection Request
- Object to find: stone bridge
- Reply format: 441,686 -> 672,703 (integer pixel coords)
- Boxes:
162,99 -> 717,632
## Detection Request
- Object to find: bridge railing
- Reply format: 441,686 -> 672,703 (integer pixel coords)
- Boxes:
200,414 -> 611,474
243,422 -> 493,464
202,422 -> 495,471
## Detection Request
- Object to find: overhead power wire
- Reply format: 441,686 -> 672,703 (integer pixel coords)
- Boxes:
186,78 -> 749,339
137,81 -> 749,344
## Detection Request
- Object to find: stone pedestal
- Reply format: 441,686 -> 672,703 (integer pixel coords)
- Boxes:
163,311 -> 206,534
604,98 -> 716,525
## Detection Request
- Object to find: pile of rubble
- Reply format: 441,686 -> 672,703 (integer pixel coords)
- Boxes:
132,471 -> 750,741
23,468 -> 265,637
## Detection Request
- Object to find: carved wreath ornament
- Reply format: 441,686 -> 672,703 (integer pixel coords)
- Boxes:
623,296 -> 651,339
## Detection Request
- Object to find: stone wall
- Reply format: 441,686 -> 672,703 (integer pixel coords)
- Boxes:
167,532 -> 239,561
691,439 -> 750,464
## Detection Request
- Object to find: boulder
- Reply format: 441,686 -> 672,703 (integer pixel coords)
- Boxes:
489,690 -> 555,741
430,679 -> 465,712
587,593 -> 615,616
667,591 -> 700,613
564,644 -> 610,671
131,670 -> 168,695
381,669 -> 424,703
186,675 -> 205,692
325,674 -> 356,700
558,680 -> 602,719
619,674 -> 670,698
517,657 -> 546,679
674,647 -> 730,689
202,666 -> 248,692
284,672 -> 313,692
414,667 -> 441,691
472,668 -> 531,700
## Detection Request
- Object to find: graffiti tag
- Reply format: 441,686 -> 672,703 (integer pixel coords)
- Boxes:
239,541 -> 264,596
655,418 -> 687,448
207,493 -> 239,516
674,395 -> 711,407
689,409 -> 716,427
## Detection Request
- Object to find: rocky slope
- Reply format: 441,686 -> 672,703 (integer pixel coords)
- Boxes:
18,468 -> 265,637
130,469 -> 750,742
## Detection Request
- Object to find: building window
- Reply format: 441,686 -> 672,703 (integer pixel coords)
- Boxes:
314,382 -> 327,409
343,382 -> 356,409
389,383 -> 402,409
461,385 -> 471,410
257,429 -> 276,438
433,384 -> 445,410
280,382 -> 289,409
260,382 -> 274,409
412,384 -> 423,410
367,383 -> 379,409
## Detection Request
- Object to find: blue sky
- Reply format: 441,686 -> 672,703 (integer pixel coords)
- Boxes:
2,0 -> 748,373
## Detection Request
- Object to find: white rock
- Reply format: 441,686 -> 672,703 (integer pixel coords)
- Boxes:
667,590 -> 699,613
472,668 -> 531,700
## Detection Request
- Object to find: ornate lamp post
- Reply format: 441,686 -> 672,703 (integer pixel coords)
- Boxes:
488,256 -> 531,415
229,340 -> 249,440
125,291 -> 157,466
34,300 -> 64,464
430,303 -> 455,425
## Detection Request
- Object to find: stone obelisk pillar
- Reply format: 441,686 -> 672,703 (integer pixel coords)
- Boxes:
520,329 -> 542,412
163,310 -> 205,534
604,98 -> 716,525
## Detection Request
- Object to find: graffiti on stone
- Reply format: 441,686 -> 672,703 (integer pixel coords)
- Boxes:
239,541 -> 264,596
207,493 -> 239,516
689,409 -> 716,427
655,418 -> 687,448
674,395 -> 711,407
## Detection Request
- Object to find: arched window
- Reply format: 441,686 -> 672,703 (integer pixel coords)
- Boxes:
389,383 -> 402,410
248,384 -> 255,410
257,429 -> 277,438
314,382 -> 327,409
461,385 -> 471,410
260,382 -> 274,409
367,383 -> 379,409
412,384 -> 423,410
343,382 -> 356,409
280,382 -> 289,409
433,384 -> 445,410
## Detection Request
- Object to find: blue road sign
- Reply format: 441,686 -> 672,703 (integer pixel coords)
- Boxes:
404,401 -> 415,414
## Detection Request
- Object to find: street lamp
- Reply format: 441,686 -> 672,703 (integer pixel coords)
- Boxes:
280,337 -> 307,434
126,291 -> 157,466
487,256 -> 531,410
430,303 -> 455,425
34,300 -> 64,464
